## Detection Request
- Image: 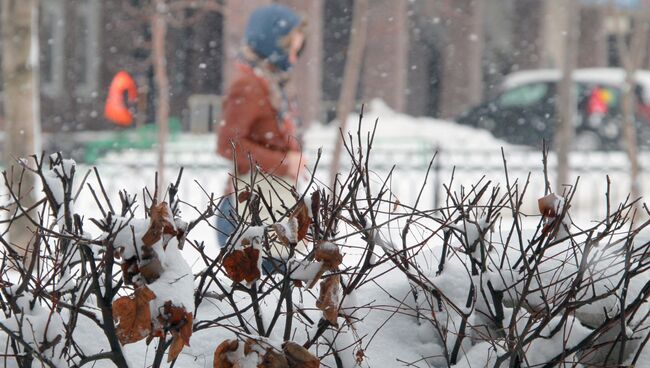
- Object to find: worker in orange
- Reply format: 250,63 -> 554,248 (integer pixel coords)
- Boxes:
104,71 -> 138,126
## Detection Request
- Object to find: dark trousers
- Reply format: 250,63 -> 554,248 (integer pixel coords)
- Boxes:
215,197 -> 285,275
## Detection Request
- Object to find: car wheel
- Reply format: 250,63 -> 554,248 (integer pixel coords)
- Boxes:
573,131 -> 602,151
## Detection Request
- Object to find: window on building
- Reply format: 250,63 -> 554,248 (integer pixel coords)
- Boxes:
322,0 -> 364,123
41,0 -> 65,97
75,0 -> 101,98
604,13 -> 632,67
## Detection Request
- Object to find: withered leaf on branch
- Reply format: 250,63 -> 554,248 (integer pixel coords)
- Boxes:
392,198 -> 401,212
538,193 -> 564,218
292,200 -> 311,242
223,247 -> 260,283
310,190 -> 320,221
283,341 -> 320,368
237,190 -> 251,203
314,242 -> 342,270
538,193 -> 567,236
120,257 -> 140,285
244,339 -> 289,368
142,202 -> 177,247
303,242 -> 343,289
174,218 -> 189,249
316,274 -> 341,326
260,348 -> 290,368
160,302 -> 193,340
355,349 -> 365,365
167,331 -> 185,363
139,245 -> 163,283
112,286 -> 156,344
273,218 -> 298,246
155,302 -> 193,362
213,339 -> 317,368
213,339 -> 239,368
273,199 -> 312,246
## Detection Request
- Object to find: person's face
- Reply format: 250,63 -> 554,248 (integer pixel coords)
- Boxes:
287,31 -> 305,66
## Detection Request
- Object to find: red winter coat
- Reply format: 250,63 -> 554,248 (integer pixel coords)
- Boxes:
217,62 -> 300,177
105,71 -> 137,126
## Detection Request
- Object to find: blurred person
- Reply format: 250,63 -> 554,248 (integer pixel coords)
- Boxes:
216,4 -> 307,273
105,70 -> 138,127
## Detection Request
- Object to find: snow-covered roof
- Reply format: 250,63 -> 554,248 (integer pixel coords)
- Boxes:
502,68 -> 650,102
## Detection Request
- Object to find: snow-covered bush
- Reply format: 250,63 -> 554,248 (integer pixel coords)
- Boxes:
375,153 -> 650,367
0,119 -> 648,367
0,150 -> 375,367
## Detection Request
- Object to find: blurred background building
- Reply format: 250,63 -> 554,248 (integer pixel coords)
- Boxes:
2,0 -> 648,133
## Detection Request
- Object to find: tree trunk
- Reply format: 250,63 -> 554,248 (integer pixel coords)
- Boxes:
135,75 -> 149,129
621,70 -> 641,203
512,0 -> 544,70
1,0 -> 42,265
554,0 -> 579,190
617,10 -> 649,207
329,0 -> 369,188
152,0 -> 170,190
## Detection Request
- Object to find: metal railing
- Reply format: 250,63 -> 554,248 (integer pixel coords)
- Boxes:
91,143 -> 646,219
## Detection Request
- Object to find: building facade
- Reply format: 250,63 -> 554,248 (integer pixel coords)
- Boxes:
10,0 -> 646,133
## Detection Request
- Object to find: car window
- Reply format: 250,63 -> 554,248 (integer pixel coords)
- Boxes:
497,83 -> 549,108
578,84 -> 621,116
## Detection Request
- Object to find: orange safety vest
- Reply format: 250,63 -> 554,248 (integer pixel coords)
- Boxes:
104,71 -> 137,126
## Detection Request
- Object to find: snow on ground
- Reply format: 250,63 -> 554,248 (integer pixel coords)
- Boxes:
98,99 -> 511,168
95,99 -> 649,219
304,99 -> 512,154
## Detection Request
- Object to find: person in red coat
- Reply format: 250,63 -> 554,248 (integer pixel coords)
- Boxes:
216,4 -> 307,271
104,71 -> 137,126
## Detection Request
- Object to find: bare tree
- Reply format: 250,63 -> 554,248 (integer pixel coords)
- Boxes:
555,0 -> 580,190
329,0 -> 369,189
152,0 -> 170,189
126,0 -> 224,189
1,0 -> 42,264
613,4 -> 649,208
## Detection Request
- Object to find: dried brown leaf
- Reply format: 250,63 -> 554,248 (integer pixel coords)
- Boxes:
112,286 -> 156,344
355,348 -> 365,365
139,246 -> 163,283
223,247 -> 260,283
538,193 -> 563,217
237,190 -> 251,203
174,218 -> 189,249
292,200 -> 311,241
167,330 -> 185,362
142,202 -> 177,247
179,312 -> 193,346
283,341 -> 319,368
260,349 -> 289,368
242,338 -> 289,368
159,302 -> 193,345
272,218 -> 298,246
392,198 -> 401,212
213,339 -> 239,368
310,191 -> 320,222
120,257 -> 140,285
314,242 -> 342,270
316,274 -> 340,326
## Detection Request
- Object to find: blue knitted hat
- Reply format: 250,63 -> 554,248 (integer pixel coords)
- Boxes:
244,4 -> 301,71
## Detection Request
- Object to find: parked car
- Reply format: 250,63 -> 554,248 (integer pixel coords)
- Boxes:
456,68 -> 650,150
